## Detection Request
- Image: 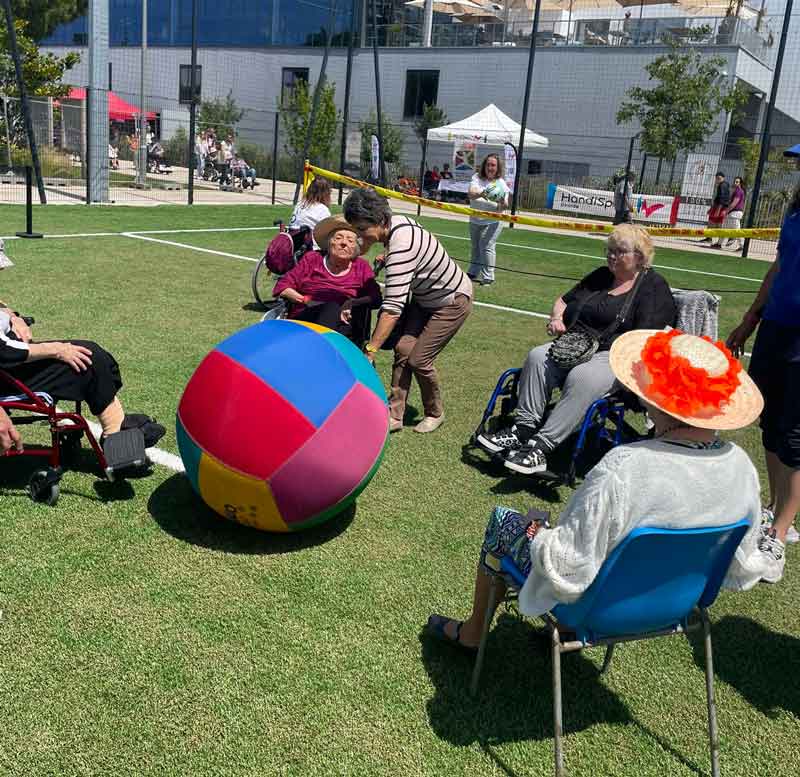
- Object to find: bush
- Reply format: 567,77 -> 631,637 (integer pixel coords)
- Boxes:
11,147 -> 76,179
163,127 -> 189,167
117,134 -> 135,162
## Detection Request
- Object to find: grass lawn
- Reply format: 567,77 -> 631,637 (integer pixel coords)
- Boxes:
0,204 -> 797,777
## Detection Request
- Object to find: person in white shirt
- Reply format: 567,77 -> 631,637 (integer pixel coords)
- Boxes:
427,328 -> 778,651
289,178 -> 332,246
467,153 -> 509,286
194,133 -> 207,178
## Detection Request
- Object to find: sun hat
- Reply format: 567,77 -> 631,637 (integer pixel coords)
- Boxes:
609,328 -> 763,430
313,216 -> 360,253
0,239 -> 13,269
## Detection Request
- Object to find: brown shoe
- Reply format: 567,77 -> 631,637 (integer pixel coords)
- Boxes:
389,418 -> 403,433
414,414 -> 445,433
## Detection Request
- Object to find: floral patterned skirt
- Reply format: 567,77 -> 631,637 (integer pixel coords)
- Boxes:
479,506 -> 534,587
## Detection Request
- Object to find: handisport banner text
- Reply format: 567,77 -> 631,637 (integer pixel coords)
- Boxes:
546,183 -> 680,225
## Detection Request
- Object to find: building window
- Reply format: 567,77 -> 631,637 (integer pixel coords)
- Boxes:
403,70 -> 439,119
179,65 -> 202,105
282,67 -> 310,103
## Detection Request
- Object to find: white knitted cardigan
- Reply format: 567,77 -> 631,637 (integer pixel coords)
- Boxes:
519,439 -> 768,617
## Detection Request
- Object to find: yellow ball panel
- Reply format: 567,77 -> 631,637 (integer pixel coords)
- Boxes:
288,320 -> 332,334
198,453 -> 289,532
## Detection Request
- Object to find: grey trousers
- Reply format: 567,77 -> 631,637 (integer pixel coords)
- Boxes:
515,343 -> 617,448
468,220 -> 504,282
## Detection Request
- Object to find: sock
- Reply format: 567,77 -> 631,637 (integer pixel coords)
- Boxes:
516,424 -> 538,444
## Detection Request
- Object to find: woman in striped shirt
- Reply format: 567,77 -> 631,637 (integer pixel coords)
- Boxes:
344,188 -> 473,434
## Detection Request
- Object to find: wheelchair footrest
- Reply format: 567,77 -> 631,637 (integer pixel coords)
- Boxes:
102,428 -> 149,480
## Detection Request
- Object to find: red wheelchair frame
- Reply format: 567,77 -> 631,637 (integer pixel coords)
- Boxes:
0,368 -> 111,504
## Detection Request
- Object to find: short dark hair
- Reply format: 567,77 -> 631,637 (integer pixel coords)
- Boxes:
343,188 -> 392,227
716,171 -> 725,178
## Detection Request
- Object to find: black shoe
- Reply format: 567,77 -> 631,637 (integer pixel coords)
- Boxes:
467,273 -> 477,281
710,243 -> 722,249
122,414 -> 166,448
505,441 -> 548,475
479,279 -> 495,286
477,425 -> 521,454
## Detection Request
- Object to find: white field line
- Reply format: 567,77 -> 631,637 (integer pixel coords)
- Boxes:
86,420 -> 185,473
122,232 -> 259,262
2,223 -> 764,285
434,231 -> 763,285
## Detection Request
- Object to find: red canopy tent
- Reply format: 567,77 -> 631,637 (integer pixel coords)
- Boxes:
64,87 -> 156,121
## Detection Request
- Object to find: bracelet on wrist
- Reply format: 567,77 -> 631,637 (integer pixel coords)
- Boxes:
364,343 -> 378,354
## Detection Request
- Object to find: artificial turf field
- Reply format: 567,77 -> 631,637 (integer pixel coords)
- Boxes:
0,203 -> 797,777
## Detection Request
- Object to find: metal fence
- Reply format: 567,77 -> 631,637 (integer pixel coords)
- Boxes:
1,91 -> 797,258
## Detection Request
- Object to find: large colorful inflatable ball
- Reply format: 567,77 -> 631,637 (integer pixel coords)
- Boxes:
176,319 -> 388,532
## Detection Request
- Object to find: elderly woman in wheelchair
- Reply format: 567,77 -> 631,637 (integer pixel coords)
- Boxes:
427,328 -> 780,656
478,224 -> 676,475
272,216 -> 382,344
0,305 -> 165,466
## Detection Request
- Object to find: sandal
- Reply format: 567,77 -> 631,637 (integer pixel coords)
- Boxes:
426,614 -> 478,655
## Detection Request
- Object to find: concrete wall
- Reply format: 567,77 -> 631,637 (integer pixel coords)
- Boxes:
46,42 -> 780,178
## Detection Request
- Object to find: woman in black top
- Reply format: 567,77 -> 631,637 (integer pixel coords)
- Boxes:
478,224 -> 676,474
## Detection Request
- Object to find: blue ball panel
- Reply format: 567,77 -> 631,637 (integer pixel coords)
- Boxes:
215,320 -> 356,428
323,332 -> 387,403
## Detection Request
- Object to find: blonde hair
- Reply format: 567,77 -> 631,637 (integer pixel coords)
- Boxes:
608,224 -> 654,268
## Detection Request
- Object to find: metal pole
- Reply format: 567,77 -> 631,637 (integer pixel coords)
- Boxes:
338,0 -> 359,205
638,153 -> 648,190
271,110 -> 279,205
742,0 -> 793,258
1,0 -> 46,204
371,0 -> 386,184
293,0 -> 337,204
2,95 -> 13,171
510,0 -> 542,220
86,86 -> 92,203
187,0 -> 199,205
15,166 -> 42,237
417,135 -> 428,217
137,0 -> 148,187
624,134 -> 636,182
422,0 -> 433,47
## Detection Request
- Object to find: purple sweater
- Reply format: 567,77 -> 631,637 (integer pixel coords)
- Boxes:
273,251 -> 382,317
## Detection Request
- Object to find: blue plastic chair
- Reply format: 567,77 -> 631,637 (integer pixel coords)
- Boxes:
470,520 -> 750,777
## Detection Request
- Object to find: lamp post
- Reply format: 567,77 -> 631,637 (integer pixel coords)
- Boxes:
137,0 -> 148,187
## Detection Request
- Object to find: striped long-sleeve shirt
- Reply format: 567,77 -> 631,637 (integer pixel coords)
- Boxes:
381,216 -> 472,315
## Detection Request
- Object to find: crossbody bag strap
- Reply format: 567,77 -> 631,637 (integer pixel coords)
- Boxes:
597,267 -> 649,340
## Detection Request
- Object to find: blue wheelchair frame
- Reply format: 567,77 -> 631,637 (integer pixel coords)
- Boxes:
470,367 -> 643,486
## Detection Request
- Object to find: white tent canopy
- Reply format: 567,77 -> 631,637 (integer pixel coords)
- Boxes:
426,103 -> 549,149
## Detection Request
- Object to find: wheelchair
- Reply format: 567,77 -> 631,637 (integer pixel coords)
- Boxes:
469,368 -> 646,486
251,222 -> 312,309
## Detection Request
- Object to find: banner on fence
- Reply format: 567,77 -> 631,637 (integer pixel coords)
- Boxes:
545,183 -> 680,225
503,143 -> 516,193
370,134 -> 380,181
452,141 -> 476,182
679,153 -> 720,225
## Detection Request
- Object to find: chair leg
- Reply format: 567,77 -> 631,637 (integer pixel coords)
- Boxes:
470,576 -> 498,696
701,608 -> 721,777
552,627 -> 566,777
600,643 -> 615,675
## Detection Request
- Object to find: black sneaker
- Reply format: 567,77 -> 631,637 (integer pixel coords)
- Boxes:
505,442 -> 548,475
122,414 -> 166,448
477,425 -> 521,454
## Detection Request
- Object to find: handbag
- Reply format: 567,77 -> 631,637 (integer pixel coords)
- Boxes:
549,269 -> 648,370
708,205 -> 726,224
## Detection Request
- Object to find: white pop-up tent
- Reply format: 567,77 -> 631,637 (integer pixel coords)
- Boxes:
426,103 -> 549,149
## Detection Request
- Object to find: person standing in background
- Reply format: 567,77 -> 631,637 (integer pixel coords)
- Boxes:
714,176 -> 746,251
467,153 -> 509,286
613,171 -> 636,225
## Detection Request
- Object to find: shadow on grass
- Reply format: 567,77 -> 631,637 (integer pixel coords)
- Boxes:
147,472 -> 355,554
420,612 -> 631,749
0,447 -> 135,503
690,615 -> 800,719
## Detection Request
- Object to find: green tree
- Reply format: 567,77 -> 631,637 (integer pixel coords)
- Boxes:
413,103 -> 447,152
279,79 -> 340,167
10,0 -> 87,42
737,138 -> 797,190
616,27 -> 747,164
198,91 -> 244,139
0,18 -> 79,145
359,111 -> 404,177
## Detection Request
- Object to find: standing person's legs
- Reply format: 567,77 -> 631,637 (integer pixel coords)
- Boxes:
389,304 -> 431,426
405,294 -> 472,431
467,221 -> 484,279
477,221 -> 503,284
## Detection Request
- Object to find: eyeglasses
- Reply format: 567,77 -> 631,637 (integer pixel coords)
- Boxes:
606,248 -> 634,259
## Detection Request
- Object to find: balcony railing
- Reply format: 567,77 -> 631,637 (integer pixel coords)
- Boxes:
366,15 -> 777,66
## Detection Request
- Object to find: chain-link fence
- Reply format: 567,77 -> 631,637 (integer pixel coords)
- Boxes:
2,87 -> 797,258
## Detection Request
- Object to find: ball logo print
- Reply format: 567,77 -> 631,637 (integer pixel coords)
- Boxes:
176,319 -> 389,533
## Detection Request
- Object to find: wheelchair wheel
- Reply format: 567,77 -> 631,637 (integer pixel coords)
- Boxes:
28,468 -> 61,506
251,255 -> 275,308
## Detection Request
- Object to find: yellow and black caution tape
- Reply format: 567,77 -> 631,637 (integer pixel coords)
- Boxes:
304,162 -> 780,241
